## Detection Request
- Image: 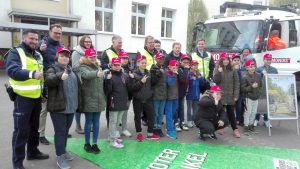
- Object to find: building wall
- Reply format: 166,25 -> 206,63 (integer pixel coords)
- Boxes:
0,0 -> 12,48
11,0 -> 68,14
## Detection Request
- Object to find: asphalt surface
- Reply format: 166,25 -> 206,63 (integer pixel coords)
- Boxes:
0,70 -> 299,169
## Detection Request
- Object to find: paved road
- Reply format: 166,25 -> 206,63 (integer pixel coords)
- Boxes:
0,70 -> 299,169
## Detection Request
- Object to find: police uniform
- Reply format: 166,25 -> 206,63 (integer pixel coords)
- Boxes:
5,42 -> 48,168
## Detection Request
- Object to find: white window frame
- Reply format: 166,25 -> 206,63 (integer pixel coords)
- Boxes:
161,8 -> 174,38
131,3 -> 147,35
95,0 -> 114,32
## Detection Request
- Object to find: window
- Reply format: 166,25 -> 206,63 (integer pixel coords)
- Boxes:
131,3 -> 146,35
161,9 -> 173,38
95,0 -> 113,32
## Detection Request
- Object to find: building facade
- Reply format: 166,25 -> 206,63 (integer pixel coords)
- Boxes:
0,0 -> 189,54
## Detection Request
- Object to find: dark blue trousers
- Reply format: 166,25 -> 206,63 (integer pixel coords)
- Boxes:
12,95 -> 41,167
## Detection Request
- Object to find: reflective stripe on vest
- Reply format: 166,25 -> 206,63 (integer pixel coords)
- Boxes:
140,49 -> 156,70
106,49 -> 118,64
191,52 -> 211,79
9,48 -> 43,99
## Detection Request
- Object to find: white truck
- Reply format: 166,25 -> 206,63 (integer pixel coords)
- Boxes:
192,2 -> 300,95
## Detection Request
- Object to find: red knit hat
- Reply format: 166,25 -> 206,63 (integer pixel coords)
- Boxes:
245,60 -> 255,68
263,53 -> 272,60
85,48 -> 97,57
119,51 -> 129,58
169,60 -> 178,67
136,55 -> 146,62
210,85 -> 222,92
111,57 -> 121,65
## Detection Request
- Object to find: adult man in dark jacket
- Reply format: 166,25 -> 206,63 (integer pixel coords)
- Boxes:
36,23 -> 63,145
164,42 -> 182,68
5,29 -> 49,169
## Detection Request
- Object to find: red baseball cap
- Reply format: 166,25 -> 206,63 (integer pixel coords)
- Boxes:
85,48 -> 97,57
119,51 -> 129,58
180,54 -> 191,61
245,59 -> 255,68
112,57 -> 121,65
210,85 -> 222,92
155,53 -> 164,59
190,60 -> 198,65
56,46 -> 70,54
169,60 -> 178,67
219,52 -> 228,59
263,53 -> 272,60
136,55 -> 146,62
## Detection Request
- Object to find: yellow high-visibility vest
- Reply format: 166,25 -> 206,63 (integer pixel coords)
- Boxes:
106,49 -> 118,64
9,48 -> 43,99
140,49 -> 156,70
191,52 -> 211,79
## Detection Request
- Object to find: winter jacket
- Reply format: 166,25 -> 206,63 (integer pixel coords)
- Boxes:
45,64 -> 81,113
80,58 -> 106,112
186,73 -> 205,100
72,45 -> 85,70
36,36 -> 62,71
241,72 -> 262,100
194,93 -> 227,127
166,69 -> 179,100
130,69 -> 156,102
213,68 -> 240,105
122,64 -> 133,100
163,51 -> 182,68
178,66 -> 190,98
104,69 -> 129,111
151,64 -> 167,100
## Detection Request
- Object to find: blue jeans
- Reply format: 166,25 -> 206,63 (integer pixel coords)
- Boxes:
165,99 -> 178,132
75,112 -> 81,125
84,112 -> 100,144
174,97 -> 184,126
153,100 -> 166,129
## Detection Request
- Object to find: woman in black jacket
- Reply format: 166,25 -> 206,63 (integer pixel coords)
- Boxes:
45,47 -> 80,169
194,85 -> 228,141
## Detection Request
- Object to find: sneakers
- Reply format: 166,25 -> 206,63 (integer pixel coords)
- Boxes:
166,131 -> 177,139
217,128 -> 225,135
146,134 -> 160,140
84,144 -> 93,153
110,140 -> 124,149
136,133 -> 143,142
39,136 -> 50,145
65,151 -> 74,161
91,144 -> 101,154
175,123 -> 182,132
182,123 -> 189,131
253,120 -> 259,127
264,121 -> 272,128
116,130 -> 121,138
122,130 -> 132,137
187,121 -> 194,128
75,125 -> 84,134
233,129 -> 241,138
57,154 -> 71,169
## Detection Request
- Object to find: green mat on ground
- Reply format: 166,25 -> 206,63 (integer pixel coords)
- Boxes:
51,138 -> 300,169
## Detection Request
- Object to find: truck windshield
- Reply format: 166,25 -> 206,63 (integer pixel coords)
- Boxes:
196,20 -> 264,52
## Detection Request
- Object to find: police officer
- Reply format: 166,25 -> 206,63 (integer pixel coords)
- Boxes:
100,34 -> 123,70
191,39 -> 215,93
5,29 -> 49,169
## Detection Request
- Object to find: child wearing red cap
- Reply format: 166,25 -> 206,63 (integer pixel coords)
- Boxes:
175,54 -> 191,131
46,46 -> 80,168
130,55 -> 160,141
104,57 -> 131,148
80,48 -> 106,153
194,85 -> 228,141
213,54 -> 241,138
254,53 -> 278,128
186,60 -> 205,128
151,53 -> 167,137
241,60 -> 262,135
165,60 -> 180,139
